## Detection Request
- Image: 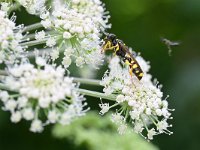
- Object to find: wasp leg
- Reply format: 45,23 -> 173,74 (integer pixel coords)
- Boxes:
129,68 -> 133,77
129,67 -> 135,84
101,41 -> 110,53
101,45 -> 118,54
108,45 -> 118,50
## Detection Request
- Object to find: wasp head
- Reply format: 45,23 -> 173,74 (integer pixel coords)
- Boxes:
106,33 -> 117,41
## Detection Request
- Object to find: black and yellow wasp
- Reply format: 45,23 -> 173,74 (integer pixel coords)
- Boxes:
101,33 -> 143,80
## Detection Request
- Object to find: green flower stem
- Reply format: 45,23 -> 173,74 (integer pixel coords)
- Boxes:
73,77 -> 102,86
25,48 -> 52,57
0,83 -> 12,91
22,22 -> 43,33
20,39 -> 47,47
8,2 -> 21,14
24,30 -> 58,41
24,33 -> 38,41
0,70 -> 8,76
77,88 -> 116,101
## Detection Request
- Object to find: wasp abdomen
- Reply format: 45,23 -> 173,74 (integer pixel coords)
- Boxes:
130,62 -> 143,80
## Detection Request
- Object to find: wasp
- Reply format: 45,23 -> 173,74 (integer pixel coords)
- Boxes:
101,33 -> 143,80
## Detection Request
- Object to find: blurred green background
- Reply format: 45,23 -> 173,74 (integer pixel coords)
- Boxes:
1,0 -> 200,150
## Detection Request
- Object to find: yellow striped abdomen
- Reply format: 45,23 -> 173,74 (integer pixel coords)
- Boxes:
130,61 -> 143,80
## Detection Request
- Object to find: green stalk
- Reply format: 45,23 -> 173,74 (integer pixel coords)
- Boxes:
8,2 -> 21,14
0,83 -> 12,91
20,39 -> 47,47
22,23 -> 43,33
73,77 -> 101,86
25,48 -> 52,57
77,88 -> 116,101
24,31 -> 58,41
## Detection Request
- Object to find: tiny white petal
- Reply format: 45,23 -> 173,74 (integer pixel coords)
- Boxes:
11,111 -> 22,123
30,119 -> 43,133
36,57 -> 46,66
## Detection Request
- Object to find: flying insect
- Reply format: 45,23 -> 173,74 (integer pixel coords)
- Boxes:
102,33 -> 143,80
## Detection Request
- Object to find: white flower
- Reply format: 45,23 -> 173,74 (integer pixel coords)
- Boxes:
0,10 -> 24,64
101,56 -> 173,140
23,108 -> 34,120
11,111 -> 22,123
63,32 -> 72,39
5,99 -> 17,112
35,30 -> 45,40
60,111 -> 73,125
157,120 -> 172,134
76,56 -> 85,67
145,108 -> 152,115
62,56 -> 72,68
39,97 -> 51,108
70,0 -> 111,31
111,113 -> 128,134
0,91 -> 9,102
51,48 -> 60,61
17,0 -> 46,15
116,94 -> 125,103
118,123 -> 127,135
48,110 -> 58,123
1,57 -> 86,132
41,19 -> 52,28
40,10 -> 49,19
111,113 -> 124,124
64,47 -> 74,56
36,57 -> 46,66
99,103 -> 109,115
133,121 -> 144,134
40,1 -> 108,68
155,109 -> 162,116
147,128 -> 157,140
30,119 -> 43,133
1,2 -> 11,12
17,96 -> 28,108
46,37 -> 56,47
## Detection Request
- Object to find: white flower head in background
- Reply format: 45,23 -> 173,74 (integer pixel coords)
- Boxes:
0,2 -> 13,12
0,57 -> 87,133
100,56 -> 174,140
16,0 -> 46,15
70,0 -> 111,31
39,0 -> 109,68
0,8 -> 24,64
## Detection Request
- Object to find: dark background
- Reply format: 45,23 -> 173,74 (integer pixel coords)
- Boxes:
0,0 -> 200,150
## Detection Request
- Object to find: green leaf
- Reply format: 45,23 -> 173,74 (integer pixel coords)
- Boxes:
52,112 -> 158,150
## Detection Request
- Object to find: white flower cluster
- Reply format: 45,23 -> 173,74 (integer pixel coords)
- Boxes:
100,56 -> 173,140
16,0 -> 46,15
70,0 -> 111,31
40,0 -> 109,68
0,9 -> 24,64
0,57 -> 86,133
0,2 -> 12,12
